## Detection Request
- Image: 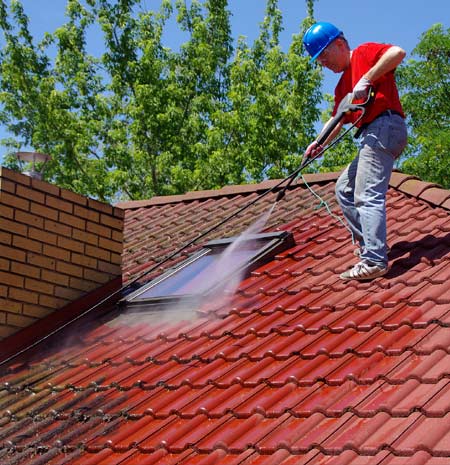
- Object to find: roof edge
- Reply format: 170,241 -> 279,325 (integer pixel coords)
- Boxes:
116,171 -> 450,211
116,172 -> 341,209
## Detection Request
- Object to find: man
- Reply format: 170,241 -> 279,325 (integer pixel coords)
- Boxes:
302,22 -> 408,281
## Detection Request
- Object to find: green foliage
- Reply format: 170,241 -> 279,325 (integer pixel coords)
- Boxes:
0,0 -> 322,201
397,24 -> 450,188
305,0 -> 316,20
203,0 -> 322,185
0,0 -> 113,198
2,3 -> 447,201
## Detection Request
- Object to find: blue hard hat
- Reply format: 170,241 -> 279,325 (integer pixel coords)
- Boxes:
303,22 -> 343,62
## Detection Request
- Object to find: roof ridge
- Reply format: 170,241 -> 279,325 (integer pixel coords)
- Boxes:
115,172 -> 340,209
116,170 -> 450,211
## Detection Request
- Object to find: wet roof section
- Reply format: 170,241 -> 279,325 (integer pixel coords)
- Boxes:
1,172 -> 450,465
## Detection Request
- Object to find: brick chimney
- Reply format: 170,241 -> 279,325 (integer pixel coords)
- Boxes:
0,167 -> 123,341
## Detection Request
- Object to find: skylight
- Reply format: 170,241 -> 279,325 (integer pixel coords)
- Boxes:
124,231 -> 293,311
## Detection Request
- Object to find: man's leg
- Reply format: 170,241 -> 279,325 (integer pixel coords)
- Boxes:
356,114 -> 408,267
335,156 -> 364,247
354,146 -> 394,267
339,114 -> 407,280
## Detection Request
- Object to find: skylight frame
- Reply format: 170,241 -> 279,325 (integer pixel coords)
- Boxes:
123,230 -> 293,311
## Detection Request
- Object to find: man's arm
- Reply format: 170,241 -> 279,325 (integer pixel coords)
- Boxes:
317,118 -> 344,148
303,119 -> 344,162
352,45 -> 406,100
364,46 -> 406,83
304,45 -> 406,162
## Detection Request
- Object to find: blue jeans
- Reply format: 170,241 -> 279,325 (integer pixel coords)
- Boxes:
336,113 -> 407,266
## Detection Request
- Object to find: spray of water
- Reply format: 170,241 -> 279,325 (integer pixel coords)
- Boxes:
193,202 -> 278,317
117,202 -> 278,326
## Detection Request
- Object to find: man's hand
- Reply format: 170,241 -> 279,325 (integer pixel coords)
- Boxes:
352,76 -> 372,100
302,140 -> 323,164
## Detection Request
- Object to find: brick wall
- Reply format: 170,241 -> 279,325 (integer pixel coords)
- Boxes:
0,167 -> 124,340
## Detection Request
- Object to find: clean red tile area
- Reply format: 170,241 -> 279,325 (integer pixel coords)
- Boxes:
1,172 -> 449,464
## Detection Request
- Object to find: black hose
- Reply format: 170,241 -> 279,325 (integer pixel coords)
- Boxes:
0,93 -> 373,368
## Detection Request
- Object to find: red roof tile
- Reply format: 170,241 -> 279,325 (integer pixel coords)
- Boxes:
1,171 -> 450,464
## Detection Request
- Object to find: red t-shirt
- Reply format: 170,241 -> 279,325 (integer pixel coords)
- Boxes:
332,42 -> 405,127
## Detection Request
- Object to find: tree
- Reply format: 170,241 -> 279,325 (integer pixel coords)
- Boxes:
0,0 -> 116,199
397,24 -> 450,189
0,0 -> 323,201
202,0 -> 322,185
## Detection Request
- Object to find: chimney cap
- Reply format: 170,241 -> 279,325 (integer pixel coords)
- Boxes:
15,151 -> 51,180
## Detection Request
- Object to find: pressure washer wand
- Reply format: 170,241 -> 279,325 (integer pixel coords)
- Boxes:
275,148 -> 322,202
275,90 -> 374,203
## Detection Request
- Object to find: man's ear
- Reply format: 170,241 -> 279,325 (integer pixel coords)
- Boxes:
334,37 -> 344,48
335,36 -> 349,51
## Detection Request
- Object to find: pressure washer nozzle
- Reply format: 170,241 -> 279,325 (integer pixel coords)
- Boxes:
276,190 -> 286,202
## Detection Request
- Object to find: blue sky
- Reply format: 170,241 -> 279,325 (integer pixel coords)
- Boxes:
0,0 -> 448,164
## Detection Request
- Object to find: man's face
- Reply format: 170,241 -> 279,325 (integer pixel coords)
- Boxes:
316,38 -> 350,73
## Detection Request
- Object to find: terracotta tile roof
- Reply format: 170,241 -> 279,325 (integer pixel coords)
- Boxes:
1,171 -> 450,464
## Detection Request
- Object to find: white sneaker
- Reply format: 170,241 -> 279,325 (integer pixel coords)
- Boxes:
340,261 -> 388,281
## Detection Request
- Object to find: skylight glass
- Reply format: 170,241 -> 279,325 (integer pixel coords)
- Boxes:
125,231 -> 293,307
